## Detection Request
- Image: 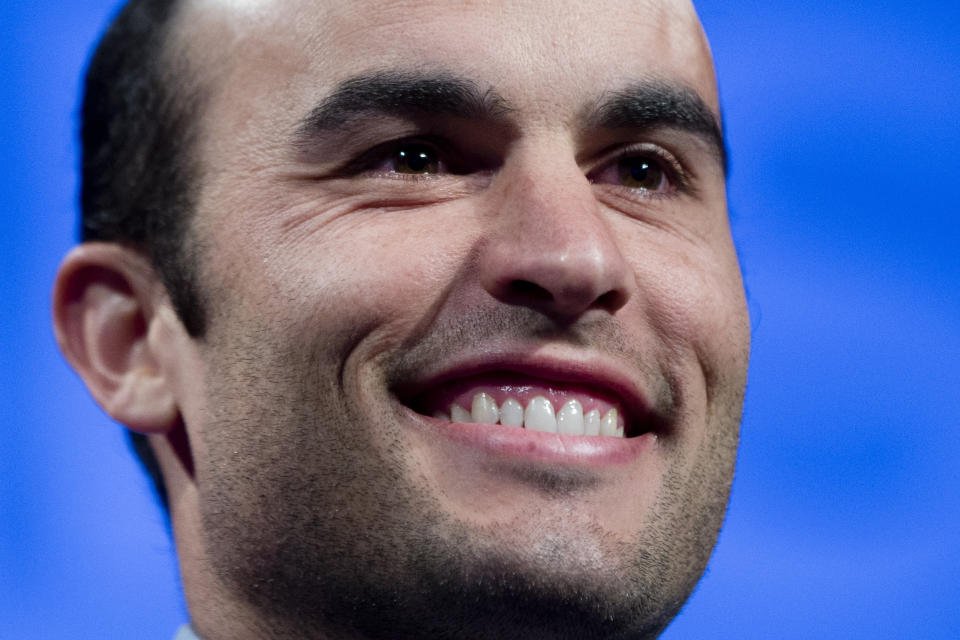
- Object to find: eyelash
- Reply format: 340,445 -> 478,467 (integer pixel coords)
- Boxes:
341,137 -> 690,195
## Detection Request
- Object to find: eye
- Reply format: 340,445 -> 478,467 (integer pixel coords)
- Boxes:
588,146 -> 683,195
336,136 -> 493,182
391,142 -> 440,174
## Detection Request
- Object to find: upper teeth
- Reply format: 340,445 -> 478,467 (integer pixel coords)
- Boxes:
434,393 -> 624,438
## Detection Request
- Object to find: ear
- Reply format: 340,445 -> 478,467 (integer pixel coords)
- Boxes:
53,243 -> 180,434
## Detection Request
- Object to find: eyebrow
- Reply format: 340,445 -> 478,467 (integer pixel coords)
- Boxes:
293,70 -> 510,147
588,80 -> 728,173
293,69 -> 726,173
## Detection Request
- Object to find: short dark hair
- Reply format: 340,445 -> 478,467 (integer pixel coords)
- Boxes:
81,0 -> 206,514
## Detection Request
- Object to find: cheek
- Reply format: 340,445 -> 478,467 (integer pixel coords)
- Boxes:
205,198 -> 478,339
630,232 -> 750,395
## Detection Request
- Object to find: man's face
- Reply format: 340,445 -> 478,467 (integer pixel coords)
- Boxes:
169,0 -> 750,636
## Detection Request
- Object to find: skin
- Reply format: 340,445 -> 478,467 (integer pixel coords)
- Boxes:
54,0 -> 750,638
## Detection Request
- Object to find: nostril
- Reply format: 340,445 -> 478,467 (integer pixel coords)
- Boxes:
595,289 -> 627,313
507,279 -> 554,304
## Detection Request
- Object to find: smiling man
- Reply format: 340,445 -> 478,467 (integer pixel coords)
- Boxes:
53,0 -> 750,638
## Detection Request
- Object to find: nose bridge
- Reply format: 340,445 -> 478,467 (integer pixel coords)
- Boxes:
478,147 -> 632,321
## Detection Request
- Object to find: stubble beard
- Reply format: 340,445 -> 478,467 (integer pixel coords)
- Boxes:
192,307 -> 742,640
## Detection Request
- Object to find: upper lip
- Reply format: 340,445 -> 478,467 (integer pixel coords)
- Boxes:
392,348 -> 663,435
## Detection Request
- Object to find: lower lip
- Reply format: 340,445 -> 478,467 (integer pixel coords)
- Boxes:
406,407 -> 657,466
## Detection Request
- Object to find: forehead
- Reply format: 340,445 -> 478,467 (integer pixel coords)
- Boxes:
177,0 -> 718,126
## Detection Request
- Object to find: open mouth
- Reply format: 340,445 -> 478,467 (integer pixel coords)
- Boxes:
399,371 -> 652,439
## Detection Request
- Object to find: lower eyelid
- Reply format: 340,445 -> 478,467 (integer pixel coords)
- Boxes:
364,168 -> 447,181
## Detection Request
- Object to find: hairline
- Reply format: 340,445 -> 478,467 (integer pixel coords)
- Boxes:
81,0 -> 211,518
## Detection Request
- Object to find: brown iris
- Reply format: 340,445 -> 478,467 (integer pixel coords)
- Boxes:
617,156 -> 666,191
393,143 -> 439,174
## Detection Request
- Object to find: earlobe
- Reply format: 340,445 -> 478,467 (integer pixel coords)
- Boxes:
53,243 -> 180,434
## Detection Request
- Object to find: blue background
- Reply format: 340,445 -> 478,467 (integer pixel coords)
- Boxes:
2,1 -> 958,638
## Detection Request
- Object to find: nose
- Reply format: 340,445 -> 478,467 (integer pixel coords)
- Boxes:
478,157 -> 632,323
